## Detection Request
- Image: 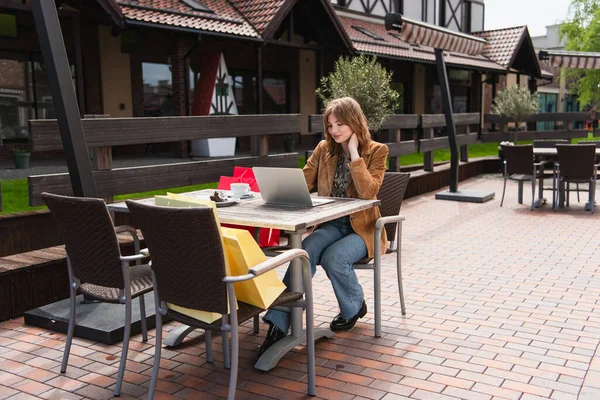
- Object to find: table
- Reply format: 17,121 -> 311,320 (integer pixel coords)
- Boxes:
108,189 -> 380,371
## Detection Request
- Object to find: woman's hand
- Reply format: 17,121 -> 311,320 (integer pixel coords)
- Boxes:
348,133 -> 360,161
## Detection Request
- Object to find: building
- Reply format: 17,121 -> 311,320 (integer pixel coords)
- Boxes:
532,24 -> 580,130
0,0 -> 544,159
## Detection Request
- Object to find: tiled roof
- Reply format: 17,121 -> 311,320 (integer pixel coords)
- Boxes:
118,0 -> 260,38
472,26 -> 527,68
339,16 -> 506,72
228,0 -> 286,34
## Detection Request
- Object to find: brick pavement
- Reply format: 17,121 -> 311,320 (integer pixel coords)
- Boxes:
1,174 -> 600,400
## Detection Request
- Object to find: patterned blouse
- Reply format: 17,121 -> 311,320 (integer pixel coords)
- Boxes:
331,155 -> 351,198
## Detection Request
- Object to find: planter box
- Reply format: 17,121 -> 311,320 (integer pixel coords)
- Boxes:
191,138 -> 236,157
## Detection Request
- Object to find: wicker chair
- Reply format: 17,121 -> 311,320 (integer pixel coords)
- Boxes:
554,144 -> 598,213
41,193 -> 152,398
500,145 -> 553,210
353,172 -> 410,337
126,201 -> 315,400
533,139 -> 570,148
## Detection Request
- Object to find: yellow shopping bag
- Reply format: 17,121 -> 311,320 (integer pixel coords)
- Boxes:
153,193 -> 237,323
221,227 -> 287,309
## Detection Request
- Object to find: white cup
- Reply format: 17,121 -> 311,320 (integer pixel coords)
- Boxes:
230,183 -> 250,197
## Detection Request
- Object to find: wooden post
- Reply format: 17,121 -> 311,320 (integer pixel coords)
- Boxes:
460,125 -> 469,162
423,127 -> 434,172
388,128 -> 401,171
86,115 -> 112,203
252,45 -> 268,156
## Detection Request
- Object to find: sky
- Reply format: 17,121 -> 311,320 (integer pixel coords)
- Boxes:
484,0 -> 573,37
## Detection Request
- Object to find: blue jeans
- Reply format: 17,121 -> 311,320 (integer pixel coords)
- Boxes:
263,216 -> 368,333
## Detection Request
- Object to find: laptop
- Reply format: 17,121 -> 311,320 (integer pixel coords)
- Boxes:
252,167 -> 335,207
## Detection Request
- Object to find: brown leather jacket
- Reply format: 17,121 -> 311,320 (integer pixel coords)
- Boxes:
303,140 -> 389,258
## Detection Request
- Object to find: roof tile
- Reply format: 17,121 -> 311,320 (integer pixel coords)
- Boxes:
228,0 -> 286,34
472,26 -> 527,68
339,16 -> 506,72
118,0 -> 260,37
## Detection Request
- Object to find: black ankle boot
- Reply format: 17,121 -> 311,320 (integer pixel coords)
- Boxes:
258,323 -> 286,357
330,300 -> 367,331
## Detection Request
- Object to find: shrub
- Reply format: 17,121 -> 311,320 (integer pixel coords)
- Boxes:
316,54 -> 401,131
491,84 -> 539,127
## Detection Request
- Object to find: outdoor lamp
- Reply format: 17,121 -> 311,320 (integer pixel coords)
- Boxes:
384,13 -> 494,203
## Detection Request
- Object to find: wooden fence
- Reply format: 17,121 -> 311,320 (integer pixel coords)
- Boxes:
26,111 -> 597,207
27,114 -> 302,206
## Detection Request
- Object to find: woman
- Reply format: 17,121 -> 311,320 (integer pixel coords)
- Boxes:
259,96 -> 389,356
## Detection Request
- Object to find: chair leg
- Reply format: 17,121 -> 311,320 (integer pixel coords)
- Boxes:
148,311 -> 163,400
226,285 -> 240,400
253,315 -> 259,334
500,176 -> 507,207
374,252 -> 382,338
517,181 -> 524,204
60,285 -> 77,374
397,228 -> 406,316
139,295 -> 148,342
577,183 -> 580,202
114,298 -> 132,397
531,179 -> 536,210
204,331 -> 213,363
222,331 -> 230,369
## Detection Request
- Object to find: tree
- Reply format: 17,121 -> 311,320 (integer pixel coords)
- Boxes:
491,85 -> 539,130
316,54 -> 401,131
560,0 -> 600,108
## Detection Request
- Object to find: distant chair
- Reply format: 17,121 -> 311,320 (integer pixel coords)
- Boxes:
126,201 -> 316,400
500,144 -> 553,210
554,144 -> 598,213
533,139 -> 570,148
42,192 -> 152,398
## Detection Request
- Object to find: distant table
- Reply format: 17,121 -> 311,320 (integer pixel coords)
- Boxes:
108,189 -> 380,371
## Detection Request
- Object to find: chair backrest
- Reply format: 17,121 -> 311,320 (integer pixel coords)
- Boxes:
127,201 -> 228,315
533,139 -> 570,148
42,192 -> 124,288
377,172 -> 410,243
502,145 -> 534,175
577,139 -> 600,148
556,144 -> 596,179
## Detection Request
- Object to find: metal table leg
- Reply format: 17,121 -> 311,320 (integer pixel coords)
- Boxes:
255,229 -> 334,371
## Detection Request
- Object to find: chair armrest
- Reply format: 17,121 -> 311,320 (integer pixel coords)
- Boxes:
140,248 -> 150,257
115,225 -> 140,250
375,215 -> 406,230
120,253 -> 146,262
223,248 -> 309,283
534,160 -> 552,167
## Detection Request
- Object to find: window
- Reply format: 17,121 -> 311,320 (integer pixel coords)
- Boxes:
402,0 -> 423,21
142,63 -> 173,117
142,62 -> 195,117
537,92 -> 557,131
0,51 -> 74,141
230,70 -> 289,115
352,26 -> 384,41
467,1 -> 485,32
180,0 -> 211,12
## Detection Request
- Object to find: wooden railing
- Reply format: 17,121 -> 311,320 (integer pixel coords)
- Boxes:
27,114 -> 302,206
26,111 -> 597,207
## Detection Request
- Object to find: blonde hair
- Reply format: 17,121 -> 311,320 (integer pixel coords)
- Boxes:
323,97 -> 371,157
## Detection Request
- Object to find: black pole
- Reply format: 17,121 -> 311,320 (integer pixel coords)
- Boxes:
32,0 -> 97,197
434,48 -> 459,193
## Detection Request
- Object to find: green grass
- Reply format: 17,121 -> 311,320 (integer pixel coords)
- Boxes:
0,138 -> 590,214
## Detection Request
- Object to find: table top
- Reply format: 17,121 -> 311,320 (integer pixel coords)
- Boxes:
108,189 -> 380,232
534,147 -> 600,155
